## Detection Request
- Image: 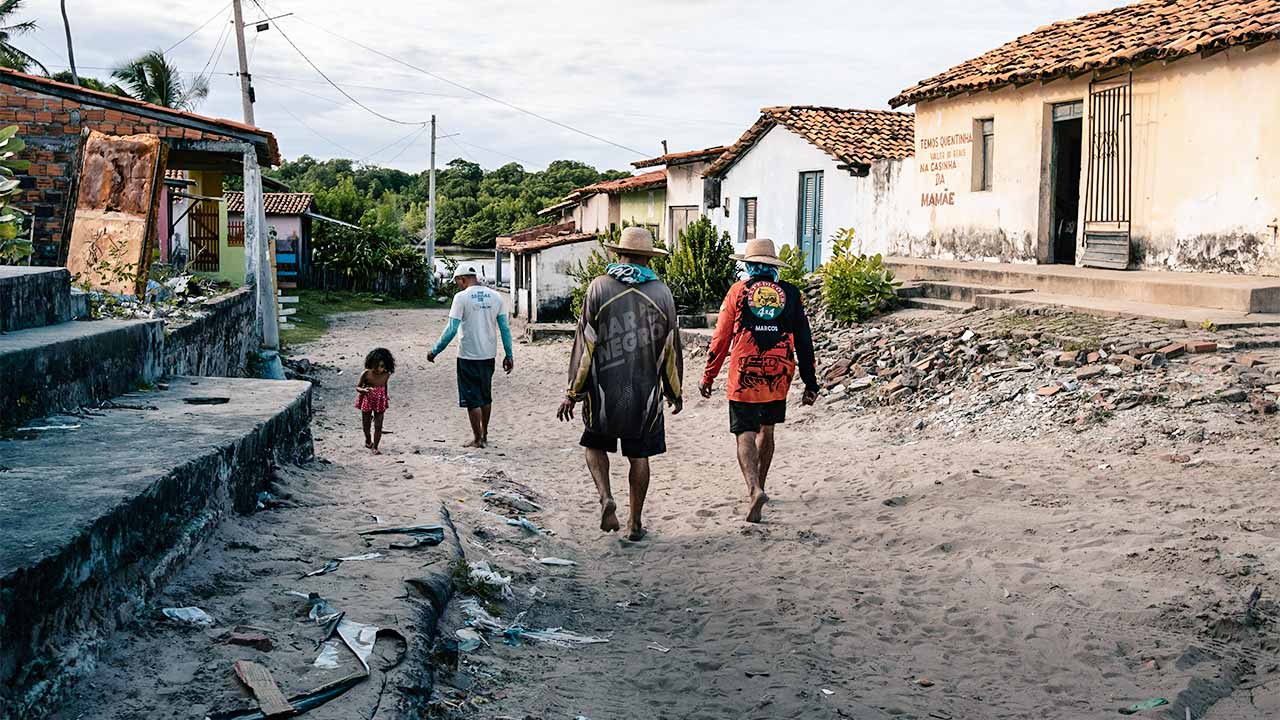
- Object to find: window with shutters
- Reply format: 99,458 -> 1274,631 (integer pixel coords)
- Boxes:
739,197 -> 757,243
973,118 -> 995,191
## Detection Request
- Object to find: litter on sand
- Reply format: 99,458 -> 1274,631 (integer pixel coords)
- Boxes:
1119,698 -> 1169,715
313,640 -> 342,669
502,626 -> 609,647
538,557 -> 577,567
358,523 -> 445,549
468,561 -> 516,601
459,598 -> 505,633
646,642 -> 671,653
337,552 -> 383,562
162,606 -> 215,626
302,559 -> 341,578
456,628 -> 484,652
821,689 -> 835,696
482,490 -> 542,514
17,423 -> 81,431
507,516 -> 548,535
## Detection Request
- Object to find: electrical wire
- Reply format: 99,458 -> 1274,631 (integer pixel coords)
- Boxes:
248,0 -> 426,127
290,14 -> 648,156
450,137 -> 536,167
357,123 -> 429,164
164,2 -> 233,55
194,12 -> 233,87
274,103 -> 363,158
383,124 -> 432,165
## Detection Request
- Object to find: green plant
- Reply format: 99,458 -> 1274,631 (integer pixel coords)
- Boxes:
0,124 -> 30,264
818,228 -> 900,323
777,243 -> 807,286
111,49 -> 208,111
662,217 -> 737,313
568,237 -> 612,318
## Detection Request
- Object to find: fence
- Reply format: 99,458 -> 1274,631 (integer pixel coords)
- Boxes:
302,265 -> 428,298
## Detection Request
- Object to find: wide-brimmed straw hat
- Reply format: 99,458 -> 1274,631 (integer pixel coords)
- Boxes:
732,238 -> 787,267
604,226 -> 668,257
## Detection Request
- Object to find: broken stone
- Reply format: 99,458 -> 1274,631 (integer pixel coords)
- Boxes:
1158,342 -> 1186,358
1086,351 -> 1102,364
1056,351 -> 1082,367
1104,364 -> 1123,376
848,376 -> 874,390
1250,396 -> 1278,414
1075,366 -> 1105,381
1218,388 -> 1248,403
1037,385 -> 1062,397
1238,354 -> 1265,368
1146,353 -> 1168,369
1185,340 -> 1217,354
1159,453 -> 1191,463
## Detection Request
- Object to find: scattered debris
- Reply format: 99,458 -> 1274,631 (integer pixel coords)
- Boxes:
227,628 -> 273,652
482,489 -> 542,515
456,628 -> 484,652
502,626 -> 609,647
538,556 -> 577,567
232,660 -> 294,717
507,516 -> 549,535
647,642 -> 671,653
1119,697 -> 1169,715
302,560 -> 342,578
358,523 -> 445,549
162,606 -> 215,626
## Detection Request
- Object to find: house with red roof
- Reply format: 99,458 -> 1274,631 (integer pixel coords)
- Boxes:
703,106 -> 916,270
889,0 -> 1280,274
631,145 -> 727,245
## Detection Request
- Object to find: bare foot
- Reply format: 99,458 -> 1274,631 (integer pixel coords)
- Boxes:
746,491 -> 768,523
626,524 -> 647,542
365,441 -> 373,449
463,439 -> 485,449
600,498 -> 620,532
371,447 -> 382,455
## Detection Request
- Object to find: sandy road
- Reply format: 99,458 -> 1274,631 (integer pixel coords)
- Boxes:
55,305 -> 1280,720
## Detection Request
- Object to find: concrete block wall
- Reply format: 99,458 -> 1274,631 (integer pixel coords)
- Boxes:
160,287 -> 256,377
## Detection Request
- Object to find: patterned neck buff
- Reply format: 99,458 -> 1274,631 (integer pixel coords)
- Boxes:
606,262 -> 657,285
745,262 -> 779,280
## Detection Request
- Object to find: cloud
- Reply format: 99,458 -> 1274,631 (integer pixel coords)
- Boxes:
22,0 -> 1118,172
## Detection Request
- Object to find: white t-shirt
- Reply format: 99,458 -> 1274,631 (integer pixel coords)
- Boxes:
449,285 -> 504,360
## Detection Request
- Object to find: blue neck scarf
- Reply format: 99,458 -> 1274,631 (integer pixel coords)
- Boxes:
745,262 -> 779,280
606,262 -> 657,285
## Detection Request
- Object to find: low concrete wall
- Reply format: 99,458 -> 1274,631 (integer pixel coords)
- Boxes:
0,267 -> 73,332
161,286 -> 256,377
0,378 -> 313,719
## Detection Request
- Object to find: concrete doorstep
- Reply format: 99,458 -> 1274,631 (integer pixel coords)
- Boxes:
0,377 -> 314,720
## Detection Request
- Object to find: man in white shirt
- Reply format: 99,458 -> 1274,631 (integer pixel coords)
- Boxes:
428,265 -> 514,448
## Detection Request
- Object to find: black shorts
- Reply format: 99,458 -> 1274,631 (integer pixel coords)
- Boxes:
456,358 -> 495,409
729,399 -> 787,434
580,429 -> 666,459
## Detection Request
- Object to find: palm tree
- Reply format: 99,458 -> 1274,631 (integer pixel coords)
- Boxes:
111,50 -> 209,111
0,0 -> 46,74
50,70 -> 127,96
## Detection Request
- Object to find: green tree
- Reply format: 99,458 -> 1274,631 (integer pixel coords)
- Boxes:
314,175 -> 371,226
50,70 -> 126,95
0,0 -> 45,74
111,50 -> 208,111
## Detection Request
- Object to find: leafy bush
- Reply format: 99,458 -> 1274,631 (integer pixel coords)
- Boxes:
777,243 -> 807,286
818,227 -> 900,323
661,217 -> 737,313
0,125 -> 31,264
568,237 -> 612,319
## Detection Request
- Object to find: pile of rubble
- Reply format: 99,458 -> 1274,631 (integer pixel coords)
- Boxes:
86,273 -> 230,326
811,305 -> 1280,440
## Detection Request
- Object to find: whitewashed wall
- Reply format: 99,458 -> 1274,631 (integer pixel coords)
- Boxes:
711,125 -> 915,264
531,240 -> 595,323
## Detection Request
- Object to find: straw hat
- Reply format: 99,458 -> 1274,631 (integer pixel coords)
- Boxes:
732,238 -> 787,267
604,226 -> 668,257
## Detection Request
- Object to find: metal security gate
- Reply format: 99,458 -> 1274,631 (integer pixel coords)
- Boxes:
188,199 -> 221,272
1082,73 -> 1132,269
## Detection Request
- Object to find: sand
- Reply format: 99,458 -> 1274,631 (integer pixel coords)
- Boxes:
53,306 -> 1280,720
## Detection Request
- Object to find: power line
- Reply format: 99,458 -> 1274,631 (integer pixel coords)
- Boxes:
450,137 -> 536,168
291,14 -> 648,156
194,12 -> 233,86
248,0 -> 426,127
357,123 -> 428,164
165,2 -> 233,55
383,124 -> 432,165
274,103 -> 362,158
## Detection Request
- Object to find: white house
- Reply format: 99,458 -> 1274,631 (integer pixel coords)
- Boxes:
704,106 -> 916,270
497,221 -> 596,323
630,145 -> 726,245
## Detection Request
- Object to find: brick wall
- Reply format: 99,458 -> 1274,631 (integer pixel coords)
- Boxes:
0,82 -> 243,266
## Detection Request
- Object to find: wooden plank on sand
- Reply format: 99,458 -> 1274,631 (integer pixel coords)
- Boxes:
233,660 -> 294,717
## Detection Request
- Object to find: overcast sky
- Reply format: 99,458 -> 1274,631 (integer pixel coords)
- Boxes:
22,0 -> 1118,173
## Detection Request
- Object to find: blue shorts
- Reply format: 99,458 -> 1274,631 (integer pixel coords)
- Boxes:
456,358 -> 494,408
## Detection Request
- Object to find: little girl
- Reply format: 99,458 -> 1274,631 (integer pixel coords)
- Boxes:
355,347 -> 395,454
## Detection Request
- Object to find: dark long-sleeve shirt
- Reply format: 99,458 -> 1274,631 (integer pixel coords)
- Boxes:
703,277 -> 818,403
567,274 -> 683,438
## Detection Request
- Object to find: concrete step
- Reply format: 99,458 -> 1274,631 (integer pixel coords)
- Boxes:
0,376 -> 313,718
886,257 -> 1280,313
912,280 -> 1033,303
901,296 -> 977,313
0,318 -> 163,429
0,267 -> 74,332
974,291 -> 1280,329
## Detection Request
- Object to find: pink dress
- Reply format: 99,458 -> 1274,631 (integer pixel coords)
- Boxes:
355,385 -> 389,414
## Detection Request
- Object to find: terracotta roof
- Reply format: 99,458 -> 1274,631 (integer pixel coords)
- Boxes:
706,107 -> 915,177
537,197 -> 579,217
575,170 -> 667,195
891,0 -> 1280,107
632,145 -> 728,169
224,191 -> 315,215
497,221 -> 596,253
0,67 -> 281,165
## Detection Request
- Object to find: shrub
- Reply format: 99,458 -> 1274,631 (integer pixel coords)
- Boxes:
777,243 -> 807,286
818,227 -> 900,323
0,126 -> 31,264
661,217 -> 736,313
568,237 -> 612,319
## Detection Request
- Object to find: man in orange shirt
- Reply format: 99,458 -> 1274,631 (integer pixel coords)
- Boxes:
700,238 -> 818,523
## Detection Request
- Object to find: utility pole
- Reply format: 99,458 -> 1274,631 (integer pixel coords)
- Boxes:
60,0 -> 78,86
426,114 -> 437,287
231,0 -> 255,126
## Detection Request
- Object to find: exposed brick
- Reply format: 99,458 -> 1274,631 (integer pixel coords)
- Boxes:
81,109 -> 105,122
1158,342 -> 1186,358
1075,366 -> 1105,380
34,178 -> 53,190
104,109 -> 125,122
25,163 -> 44,176
46,163 -> 66,177
183,128 -> 201,140
1185,341 -> 1217,354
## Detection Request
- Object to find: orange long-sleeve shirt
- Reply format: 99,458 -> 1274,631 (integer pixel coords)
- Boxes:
702,278 -> 818,403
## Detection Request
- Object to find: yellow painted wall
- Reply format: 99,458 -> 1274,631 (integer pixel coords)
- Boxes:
189,170 -> 242,285
899,41 -> 1280,274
